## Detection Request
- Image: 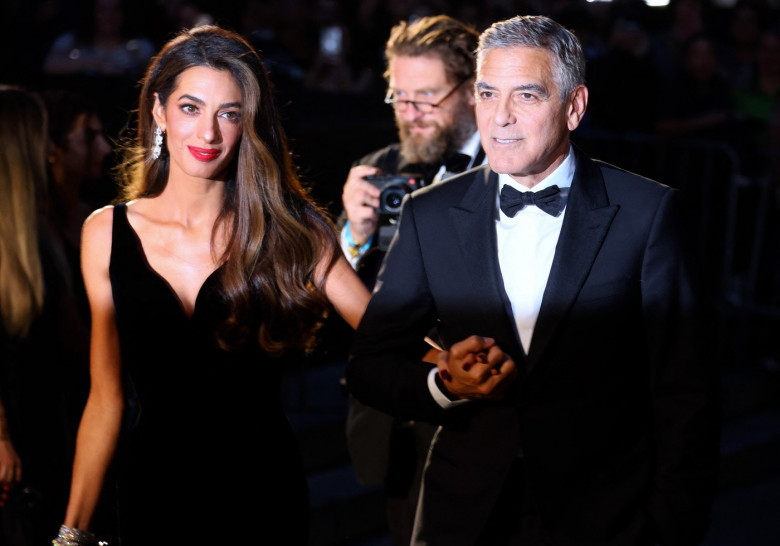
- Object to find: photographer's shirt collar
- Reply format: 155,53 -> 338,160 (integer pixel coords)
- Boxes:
461,131 -> 483,169
433,130 -> 483,184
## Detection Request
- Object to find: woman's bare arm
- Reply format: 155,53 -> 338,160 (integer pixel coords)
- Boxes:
62,207 -> 125,531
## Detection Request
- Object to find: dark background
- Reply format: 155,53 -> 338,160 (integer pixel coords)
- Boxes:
2,0 -> 780,544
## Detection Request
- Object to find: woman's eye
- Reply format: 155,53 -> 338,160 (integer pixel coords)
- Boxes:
181,104 -> 198,114
221,111 -> 241,123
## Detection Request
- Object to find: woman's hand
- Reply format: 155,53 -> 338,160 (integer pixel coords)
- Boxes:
0,437 -> 22,485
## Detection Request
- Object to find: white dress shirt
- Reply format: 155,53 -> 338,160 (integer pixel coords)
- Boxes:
496,147 -> 574,353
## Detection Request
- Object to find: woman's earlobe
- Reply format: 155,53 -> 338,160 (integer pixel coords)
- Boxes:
151,92 -> 166,128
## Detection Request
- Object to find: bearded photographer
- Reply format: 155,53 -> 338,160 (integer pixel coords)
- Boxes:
337,15 -> 484,545
341,15 -> 484,284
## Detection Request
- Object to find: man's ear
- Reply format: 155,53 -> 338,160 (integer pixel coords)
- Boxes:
466,79 -> 477,108
152,92 -> 166,130
566,85 -> 588,132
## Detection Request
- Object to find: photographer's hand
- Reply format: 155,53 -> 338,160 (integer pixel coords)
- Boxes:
342,165 -> 382,245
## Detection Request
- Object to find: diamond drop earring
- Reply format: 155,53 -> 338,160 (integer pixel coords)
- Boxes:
152,126 -> 164,160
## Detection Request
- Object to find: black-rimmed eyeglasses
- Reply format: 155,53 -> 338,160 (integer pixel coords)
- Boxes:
384,76 -> 472,113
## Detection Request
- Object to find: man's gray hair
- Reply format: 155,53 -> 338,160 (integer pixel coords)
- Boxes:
477,15 -> 586,100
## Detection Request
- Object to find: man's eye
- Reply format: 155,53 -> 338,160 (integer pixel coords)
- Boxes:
519,93 -> 538,101
478,91 -> 494,100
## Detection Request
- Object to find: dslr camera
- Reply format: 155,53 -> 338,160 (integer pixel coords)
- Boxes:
364,173 -> 424,216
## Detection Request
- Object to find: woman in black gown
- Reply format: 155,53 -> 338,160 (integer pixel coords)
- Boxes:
55,26 -> 369,545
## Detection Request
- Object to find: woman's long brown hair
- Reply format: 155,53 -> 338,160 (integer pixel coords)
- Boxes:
117,25 -> 339,355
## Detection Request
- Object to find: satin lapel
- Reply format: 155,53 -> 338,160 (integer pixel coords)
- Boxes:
526,149 -> 619,373
448,168 -> 500,298
448,168 -> 525,358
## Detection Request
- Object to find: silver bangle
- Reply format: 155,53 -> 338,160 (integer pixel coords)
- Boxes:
52,524 -> 102,546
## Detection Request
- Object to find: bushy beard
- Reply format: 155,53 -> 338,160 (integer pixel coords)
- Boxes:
397,108 -> 476,164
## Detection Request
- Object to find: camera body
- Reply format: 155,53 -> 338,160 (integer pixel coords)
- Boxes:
364,173 -> 424,215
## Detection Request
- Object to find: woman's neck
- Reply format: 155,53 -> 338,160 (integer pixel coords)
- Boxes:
156,175 -> 226,225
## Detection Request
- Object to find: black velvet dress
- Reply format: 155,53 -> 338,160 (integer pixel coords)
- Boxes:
107,203 -> 309,544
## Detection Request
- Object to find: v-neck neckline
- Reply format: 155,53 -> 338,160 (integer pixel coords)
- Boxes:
117,203 -> 223,320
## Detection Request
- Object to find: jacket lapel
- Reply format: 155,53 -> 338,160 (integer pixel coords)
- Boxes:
448,168 -> 525,359
526,148 -> 619,373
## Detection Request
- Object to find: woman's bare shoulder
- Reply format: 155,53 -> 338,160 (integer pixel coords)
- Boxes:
81,204 -> 117,253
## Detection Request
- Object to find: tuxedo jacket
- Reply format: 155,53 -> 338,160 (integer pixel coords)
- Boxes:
346,145 -> 720,546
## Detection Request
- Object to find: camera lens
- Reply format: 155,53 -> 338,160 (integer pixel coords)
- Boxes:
381,186 -> 408,214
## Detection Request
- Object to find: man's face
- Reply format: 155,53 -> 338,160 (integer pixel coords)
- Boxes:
475,46 -> 587,188
387,54 -> 476,164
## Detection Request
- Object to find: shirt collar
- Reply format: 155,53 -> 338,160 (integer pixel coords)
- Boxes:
460,131 -> 482,167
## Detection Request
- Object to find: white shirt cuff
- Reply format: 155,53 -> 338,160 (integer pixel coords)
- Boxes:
427,368 -> 470,409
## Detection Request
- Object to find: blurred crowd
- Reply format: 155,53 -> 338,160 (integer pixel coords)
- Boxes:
0,0 -> 779,542
0,0 -> 778,192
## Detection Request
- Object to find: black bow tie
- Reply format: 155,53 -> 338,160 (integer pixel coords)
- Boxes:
443,152 -> 472,174
499,184 -> 562,217
402,162 -> 442,186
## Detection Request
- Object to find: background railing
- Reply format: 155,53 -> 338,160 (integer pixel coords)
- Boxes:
572,128 -> 779,369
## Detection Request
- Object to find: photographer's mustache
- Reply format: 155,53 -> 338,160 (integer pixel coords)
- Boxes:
401,120 -> 436,130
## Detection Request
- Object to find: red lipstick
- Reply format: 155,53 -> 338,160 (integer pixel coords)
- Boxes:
188,146 -> 220,162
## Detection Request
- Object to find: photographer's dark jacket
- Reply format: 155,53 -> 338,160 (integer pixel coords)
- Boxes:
341,142 -> 483,287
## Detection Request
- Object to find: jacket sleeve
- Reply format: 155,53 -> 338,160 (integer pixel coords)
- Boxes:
346,195 -> 448,424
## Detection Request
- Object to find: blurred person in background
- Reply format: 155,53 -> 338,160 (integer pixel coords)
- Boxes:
0,85 -> 88,546
655,32 -> 737,142
733,27 -> 780,176
44,88 -> 114,325
340,14 -> 483,281
42,0 -> 155,82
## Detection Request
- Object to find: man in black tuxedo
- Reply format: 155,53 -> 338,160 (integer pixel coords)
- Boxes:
347,15 -> 720,546
336,15 -> 485,545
